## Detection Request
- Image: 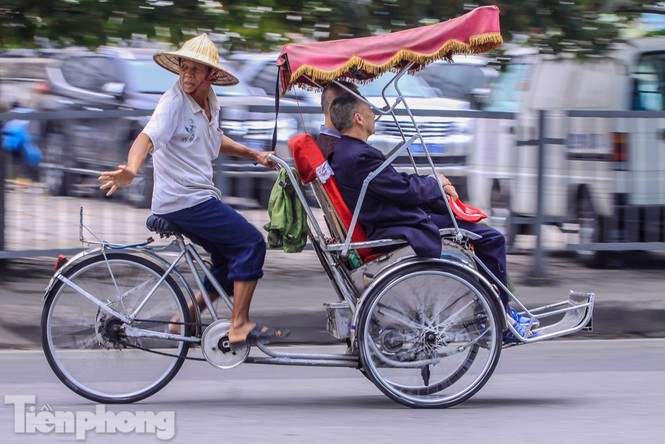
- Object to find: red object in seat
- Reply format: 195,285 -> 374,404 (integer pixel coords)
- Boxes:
288,134 -> 373,260
448,196 -> 487,223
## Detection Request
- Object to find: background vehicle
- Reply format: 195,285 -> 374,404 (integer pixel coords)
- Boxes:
415,55 -> 500,109
0,50 -> 57,110
232,54 -> 477,196
229,52 -> 324,139
472,37 -> 665,265
35,46 -> 295,208
232,53 -> 495,200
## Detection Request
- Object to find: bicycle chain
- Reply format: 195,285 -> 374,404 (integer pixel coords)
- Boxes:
117,318 -> 209,362
120,340 -> 207,361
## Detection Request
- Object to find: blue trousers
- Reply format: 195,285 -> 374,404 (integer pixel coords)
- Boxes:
429,213 -> 509,308
158,198 -> 266,296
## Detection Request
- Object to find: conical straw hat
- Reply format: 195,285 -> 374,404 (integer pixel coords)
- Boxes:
153,34 -> 239,86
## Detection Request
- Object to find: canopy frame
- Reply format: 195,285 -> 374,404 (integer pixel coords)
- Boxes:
275,6 -> 504,255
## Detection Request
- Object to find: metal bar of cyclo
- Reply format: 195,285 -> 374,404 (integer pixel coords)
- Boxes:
531,110 -> 548,279
0,109 -> 153,121
0,132 -> 5,252
245,104 -> 515,119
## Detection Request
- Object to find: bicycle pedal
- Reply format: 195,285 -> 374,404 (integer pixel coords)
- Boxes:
201,320 -> 249,369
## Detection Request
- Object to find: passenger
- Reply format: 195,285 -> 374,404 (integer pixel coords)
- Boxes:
98,34 -> 284,346
327,92 -> 537,340
316,81 -> 360,159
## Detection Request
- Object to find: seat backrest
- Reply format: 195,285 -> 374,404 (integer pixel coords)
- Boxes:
288,134 -> 372,260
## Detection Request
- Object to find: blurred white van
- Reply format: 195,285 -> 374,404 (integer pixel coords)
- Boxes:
470,37 -> 665,265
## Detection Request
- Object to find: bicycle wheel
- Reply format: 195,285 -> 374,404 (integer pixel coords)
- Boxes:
42,252 -> 190,403
357,262 -> 502,408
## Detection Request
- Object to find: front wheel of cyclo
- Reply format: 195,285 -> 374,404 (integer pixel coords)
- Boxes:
42,252 -> 190,403
357,263 -> 502,408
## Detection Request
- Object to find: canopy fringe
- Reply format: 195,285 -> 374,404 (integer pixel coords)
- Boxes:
287,32 -> 503,90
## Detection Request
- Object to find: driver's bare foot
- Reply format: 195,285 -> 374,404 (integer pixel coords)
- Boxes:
228,322 -> 257,344
168,314 -> 183,334
228,324 -> 286,345
167,291 -> 218,334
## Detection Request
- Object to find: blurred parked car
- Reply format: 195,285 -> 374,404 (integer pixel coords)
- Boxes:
35,46 -> 293,208
0,50 -> 57,110
229,52 -> 322,150
415,55 -> 499,110
230,52 -> 474,197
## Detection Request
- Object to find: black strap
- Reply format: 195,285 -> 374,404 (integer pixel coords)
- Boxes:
271,70 -> 280,152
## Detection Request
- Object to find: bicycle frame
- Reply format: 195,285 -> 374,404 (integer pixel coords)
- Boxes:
44,226 -> 365,367
268,154 -> 593,347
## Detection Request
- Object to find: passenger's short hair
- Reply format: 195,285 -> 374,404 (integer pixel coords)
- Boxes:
330,93 -> 365,133
321,81 -> 359,115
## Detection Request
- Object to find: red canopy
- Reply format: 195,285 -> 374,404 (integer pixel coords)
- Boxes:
278,5 -> 502,92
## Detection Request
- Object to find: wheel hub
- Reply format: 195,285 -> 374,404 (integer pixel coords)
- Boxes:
201,320 -> 249,369
425,331 -> 437,344
95,313 -> 126,348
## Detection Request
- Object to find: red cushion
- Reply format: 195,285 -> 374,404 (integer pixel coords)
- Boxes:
288,134 -> 373,260
288,134 -> 321,184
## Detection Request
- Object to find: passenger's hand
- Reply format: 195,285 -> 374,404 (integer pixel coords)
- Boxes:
255,150 -> 278,169
437,173 -> 458,200
443,184 -> 459,200
98,165 -> 136,196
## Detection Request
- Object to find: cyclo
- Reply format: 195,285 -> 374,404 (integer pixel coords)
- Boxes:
41,6 -> 594,408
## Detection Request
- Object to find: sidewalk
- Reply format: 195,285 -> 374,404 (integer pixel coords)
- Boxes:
1,189 -> 664,348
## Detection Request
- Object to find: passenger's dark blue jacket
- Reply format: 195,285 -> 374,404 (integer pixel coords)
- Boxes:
329,135 -> 443,258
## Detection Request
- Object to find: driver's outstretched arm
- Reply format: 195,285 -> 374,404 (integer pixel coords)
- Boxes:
99,133 -> 153,196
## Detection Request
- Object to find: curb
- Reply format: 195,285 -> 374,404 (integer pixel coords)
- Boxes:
4,305 -> 664,351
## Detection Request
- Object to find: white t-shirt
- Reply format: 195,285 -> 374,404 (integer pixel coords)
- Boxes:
142,81 -> 223,214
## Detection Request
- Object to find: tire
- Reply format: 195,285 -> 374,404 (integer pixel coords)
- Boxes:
41,252 -> 190,403
576,193 -> 609,268
41,132 -> 73,196
357,263 -> 502,408
124,162 -> 153,209
490,187 -> 516,250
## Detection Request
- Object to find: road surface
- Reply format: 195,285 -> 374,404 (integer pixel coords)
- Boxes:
1,339 -> 663,443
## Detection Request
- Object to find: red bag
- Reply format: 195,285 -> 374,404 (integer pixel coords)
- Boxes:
448,196 -> 487,223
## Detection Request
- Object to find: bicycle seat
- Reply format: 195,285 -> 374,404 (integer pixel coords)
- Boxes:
146,215 -> 181,237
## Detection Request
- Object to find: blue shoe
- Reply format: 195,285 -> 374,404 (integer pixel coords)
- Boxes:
508,307 -> 540,328
503,321 -> 539,343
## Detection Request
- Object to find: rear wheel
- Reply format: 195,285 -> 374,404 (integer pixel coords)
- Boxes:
357,263 -> 502,408
41,132 -> 73,196
576,193 -> 609,268
490,187 -> 516,250
42,252 -> 190,403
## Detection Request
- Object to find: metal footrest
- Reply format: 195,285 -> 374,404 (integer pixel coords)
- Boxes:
509,291 -> 595,344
